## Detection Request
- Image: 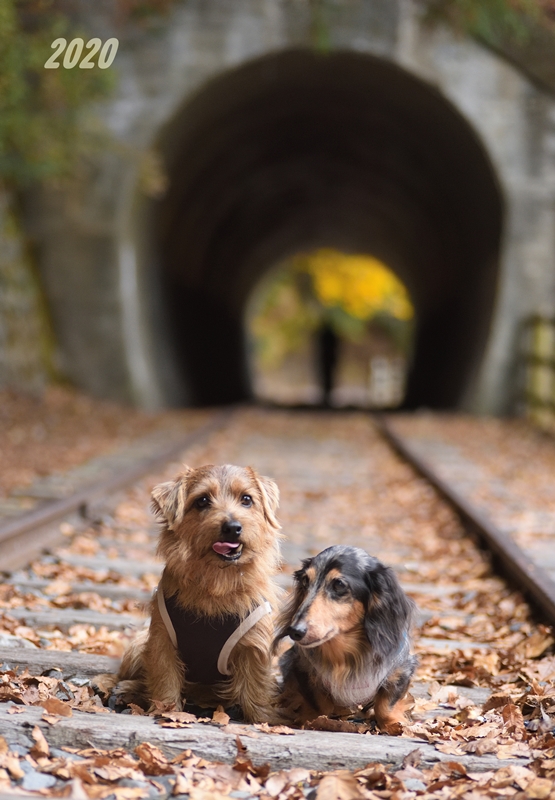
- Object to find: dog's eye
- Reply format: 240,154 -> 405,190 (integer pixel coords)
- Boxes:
194,495 -> 210,510
240,494 -> 253,507
331,578 -> 348,595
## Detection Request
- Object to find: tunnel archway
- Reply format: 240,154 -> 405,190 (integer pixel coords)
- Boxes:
154,49 -> 503,408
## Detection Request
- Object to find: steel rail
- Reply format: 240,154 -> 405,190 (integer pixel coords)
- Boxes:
0,409 -> 232,571
375,414 -> 555,627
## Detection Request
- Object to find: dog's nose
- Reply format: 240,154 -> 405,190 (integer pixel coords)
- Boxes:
221,519 -> 242,540
287,622 -> 307,642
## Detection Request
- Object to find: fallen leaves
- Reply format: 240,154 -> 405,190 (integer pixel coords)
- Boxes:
134,742 -> 174,776
211,706 -> 230,725
316,771 -> 364,799
30,725 -> 50,758
2,409 -> 555,798
305,716 -> 366,734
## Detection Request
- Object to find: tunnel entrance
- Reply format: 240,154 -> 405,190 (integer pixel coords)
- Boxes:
247,248 -> 414,409
154,49 -> 503,408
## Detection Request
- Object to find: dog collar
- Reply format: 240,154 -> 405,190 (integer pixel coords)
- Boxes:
157,586 -> 272,682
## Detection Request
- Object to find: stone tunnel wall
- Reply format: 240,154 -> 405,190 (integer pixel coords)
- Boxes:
19,0 -> 555,413
0,190 -> 50,395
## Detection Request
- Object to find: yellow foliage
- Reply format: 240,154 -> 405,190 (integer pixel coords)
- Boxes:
295,249 -> 413,322
248,248 -> 414,369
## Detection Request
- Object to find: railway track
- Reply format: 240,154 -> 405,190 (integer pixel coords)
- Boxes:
1,407 -> 554,797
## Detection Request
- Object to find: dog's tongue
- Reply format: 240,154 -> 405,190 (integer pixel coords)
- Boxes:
213,541 -> 240,556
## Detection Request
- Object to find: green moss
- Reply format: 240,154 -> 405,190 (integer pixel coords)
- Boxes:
0,0 -> 179,188
422,0 -> 542,44
0,190 -> 54,391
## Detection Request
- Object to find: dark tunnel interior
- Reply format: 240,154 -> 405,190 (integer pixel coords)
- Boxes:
153,49 -> 503,408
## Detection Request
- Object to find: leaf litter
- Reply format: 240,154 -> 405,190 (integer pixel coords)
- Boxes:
1,409 -> 555,796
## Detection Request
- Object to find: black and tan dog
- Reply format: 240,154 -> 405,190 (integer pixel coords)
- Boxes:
274,545 -> 417,733
119,464 -> 282,722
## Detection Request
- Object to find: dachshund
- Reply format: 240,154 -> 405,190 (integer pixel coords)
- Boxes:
274,545 -> 417,733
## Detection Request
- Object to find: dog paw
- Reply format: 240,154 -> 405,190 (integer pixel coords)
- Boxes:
147,698 -> 183,714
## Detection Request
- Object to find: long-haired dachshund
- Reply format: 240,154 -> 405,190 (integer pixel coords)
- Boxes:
274,545 -> 417,733
118,464 -> 282,722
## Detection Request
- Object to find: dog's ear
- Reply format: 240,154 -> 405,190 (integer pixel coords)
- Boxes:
151,467 -> 193,530
251,469 -> 280,529
363,561 -> 414,661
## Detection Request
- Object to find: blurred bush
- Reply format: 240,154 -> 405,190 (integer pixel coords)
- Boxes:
0,0 -> 114,186
0,0 -> 178,188
250,249 -> 414,370
423,0 -> 542,40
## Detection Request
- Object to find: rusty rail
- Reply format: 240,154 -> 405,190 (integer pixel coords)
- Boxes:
375,414 -> 555,627
0,409 -> 232,571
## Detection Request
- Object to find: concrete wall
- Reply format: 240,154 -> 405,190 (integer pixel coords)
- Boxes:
396,1 -> 555,412
22,0 -> 555,412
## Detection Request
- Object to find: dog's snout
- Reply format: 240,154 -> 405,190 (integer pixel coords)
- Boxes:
221,519 -> 242,540
288,622 -> 307,642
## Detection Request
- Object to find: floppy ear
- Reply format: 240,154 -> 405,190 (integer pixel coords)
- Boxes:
273,557 -> 312,652
151,467 -> 193,530
364,561 -> 414,661
251,469 -> 280,529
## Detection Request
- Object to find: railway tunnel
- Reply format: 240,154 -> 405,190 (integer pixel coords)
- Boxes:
153,49 -> 503,409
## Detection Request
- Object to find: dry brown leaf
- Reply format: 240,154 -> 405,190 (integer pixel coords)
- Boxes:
41,696 -> 73,716
514,630 -> 554,659
435,741 -> 466,756
42,712 -> 61,725
526,777 -> 554,799
235,736 -> 248,758
135,742 -> 173,776
265,772 -> 288,797
305,716 -> 363,734
254,722 -> 296,735
491,765 -> 536,790
159,710 -> 197,723
159,721 -> 193,729
482,694 -> 513,712
202,763 -> 244,789
444,761 -> 467,777
30,725 -> 50,758
401,748 -> 422,768
173,771 -> 190,794
463,738 -> 498,755
212,706 -> 230,725
412,697 -> 437,713
496,741 -> 532,759
316,771 -> 364,800
93,765 -> 145,782
128,703 -> 145,716
1,755 -> 25,780
189,788 -> 229,800
429,684 -> 459,706
66,777 -> 88,799
286,767 -> 311,784
44,579 -> 72,596
502,703 -> 525,733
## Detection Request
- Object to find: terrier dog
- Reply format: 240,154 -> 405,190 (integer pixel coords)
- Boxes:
274,546 -> 417,733
119,464 -> 282,722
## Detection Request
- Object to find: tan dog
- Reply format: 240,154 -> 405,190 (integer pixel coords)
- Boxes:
119,464 -> 282,722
